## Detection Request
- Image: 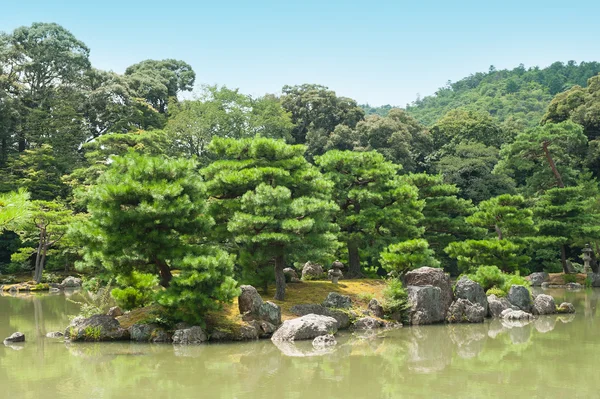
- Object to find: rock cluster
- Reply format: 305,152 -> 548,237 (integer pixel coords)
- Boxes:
65,315 -> 129,342
271,314 -> 338,342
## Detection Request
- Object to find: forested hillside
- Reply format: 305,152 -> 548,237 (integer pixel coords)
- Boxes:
2,22 -> 600,316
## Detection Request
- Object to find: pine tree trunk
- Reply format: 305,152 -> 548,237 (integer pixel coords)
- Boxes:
156,260 -> 172,288
33,229 -> 45,283
561,245 -> 573,274
274,255 -> 286,301
542,141 -> 565,188
346,241 -> 363,278
35,244 -> 48,284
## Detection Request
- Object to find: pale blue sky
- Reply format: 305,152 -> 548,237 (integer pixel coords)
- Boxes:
2,0 -> 598,106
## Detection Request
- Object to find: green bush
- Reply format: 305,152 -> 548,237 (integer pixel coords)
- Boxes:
68,278 -> 115,318
111,272 -> 158,310
381,239 -> 440,275
501,273 -> 530,293
467,265 -> 505,291
382,278 -> 409,319
486,287 -> 506,297
563,274 -> 578,284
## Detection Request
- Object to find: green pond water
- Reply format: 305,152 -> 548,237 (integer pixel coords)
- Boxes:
0,288 -> 598,399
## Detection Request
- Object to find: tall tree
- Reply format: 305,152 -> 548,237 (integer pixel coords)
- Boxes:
202,137 -> 339,300
316,150 -> 423,278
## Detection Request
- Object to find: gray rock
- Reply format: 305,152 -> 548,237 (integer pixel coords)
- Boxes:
290,304 -> 350,329
322,292 -> 352,309
454,276 -> 488,316
151,329 -> 172,343
353,317 -> 385,330
446,299 -> 486,323
501,308 -> 534,321
301,262 -> 324,280
106,306 -> 123,317
565,282 -> 583,290
172,326 -> 208,344
283,268 -> 299,280
271,314 -> 338,342
3,332 -> 25,344
65,315 -> 129,342
404,267 -> 453,316
406,285 -> 444,325
541,282 -> 550,289
528,272 -> 549,287
589,273 -> 600,287
487,294 -> 516,318
248,320 -> 278,338
238,285 -> 263,315
368,298 -> 384,318
312,334 -> 337,348
46,331 -> 64,338
131,323 -> 161,342
60,276 -> 82,288
507,285 -> 532,312
532,294 -> 556,315
258,301 -> 281,325
557,302 -> 576,314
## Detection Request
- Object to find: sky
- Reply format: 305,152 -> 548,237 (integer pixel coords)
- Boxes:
2,0 -> 599,106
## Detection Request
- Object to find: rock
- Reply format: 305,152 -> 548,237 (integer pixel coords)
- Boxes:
3,332 -> 25,344
60,276 -> 82,288
353,317 -> 385,330
454,276 -> 488,316
532,294 -> 556,315
404,267 -> 453,316
322,292 -> 352,309
507,285 -> 532,312
271,314 -> 338,342
301,262 -> 324,280
151,329 -> 172,343
106,306 -> 123,317
368,298 -> 384,318
248,320 -> 278,338
46,331 -> 64,338
130,323 -> 162,342
557,302 -> 576,314
589,273 -> 600,287
290,304 -> 350,329
238,285 -> 263,315
501,308 -> 534,321
541,282 -> 550,289
258,301 -> 281,325
487,294 -> 516,318
565,282 -> 583,290
65,315 -> 129,342
291,277 -> 302,283
238,324 -> 260,340
172,326 -> 208,344
312,334 -> 337,348
446,299 -> 486,323
406,285 -> 444,325
528,272 -> 549,287
283,268 -> 299,280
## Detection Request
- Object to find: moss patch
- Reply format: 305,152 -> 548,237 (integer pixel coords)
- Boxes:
116,305 -> 163,329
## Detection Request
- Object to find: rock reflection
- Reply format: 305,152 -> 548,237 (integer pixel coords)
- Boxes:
534,317 -> 556,333
448,324 -> 487,359
407,327 -> 453,373
271,339 -> 336,357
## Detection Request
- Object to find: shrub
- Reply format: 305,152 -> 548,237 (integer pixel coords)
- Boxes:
501,273 -> 530,293
486,287 -> 506,297
111,272 -> 158,310
467,265 -> 505,291
68,278 -> 115,318
563,274 -> 578,284
381,239 -> 440,276
382,278 -> 409,319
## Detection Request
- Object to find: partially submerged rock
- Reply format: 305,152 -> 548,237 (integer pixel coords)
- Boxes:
271,314 -> 338,342
60,276 -> 82,289
446,299 -> 486,323
406,285 -> 444,325
557,302 -> 576,314
532,294 -> 556,315
130,323 -> 171,343
404,267 -> 453,316
172,326 -> 207,344
501,308 -> 534,321
46,331 -> 64,338
507,285 -> 532,312
290,304 -> 350,329
4,332 -> 25,344
65,315 -> 129,342
487,294 -> 516,318
353,317 -> 385,330
454,277 -> 488,316
322,292 -> 352,309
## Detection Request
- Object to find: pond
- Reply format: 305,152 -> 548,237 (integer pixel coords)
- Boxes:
0,288 -> 598,399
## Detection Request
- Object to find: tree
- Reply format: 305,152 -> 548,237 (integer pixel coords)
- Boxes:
202,137 -> 339,300
380,239 -> 439,275
0,189 -> 30,232
77,151 -> 238,321
406,173 -> 481,274
315,150 -> 423,278
496,121 -> 588,195
11,200 -> 73,283
466,194 -> 536,240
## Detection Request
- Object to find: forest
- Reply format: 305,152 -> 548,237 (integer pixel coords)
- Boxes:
2,22 -> 600,323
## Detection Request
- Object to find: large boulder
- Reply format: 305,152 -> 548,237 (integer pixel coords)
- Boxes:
271,314 -> 338,342
290,304 -> 350,329
302,262 -> 324,280
368,298 -> 384,318
322,292 -> 352,309
258,301 -> 281,325
65,315 -> 129,342
487,294 -> 515,318
557,302 -> 576,314
283,268 -> 299,280
406,285 -> 444,325
238,285 -> 263,315
446,299 -> 486,323
454,277 -> 488,316
172,326 -> 208,344
507,285 -> 532,312
501,308 -> 534,321
404,267 -> 453,316
130,324 -> 171,343
532,294 -> 556,315
528,272 -> 549,287
60,276 -> 82,288
3,332 -> 25,344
